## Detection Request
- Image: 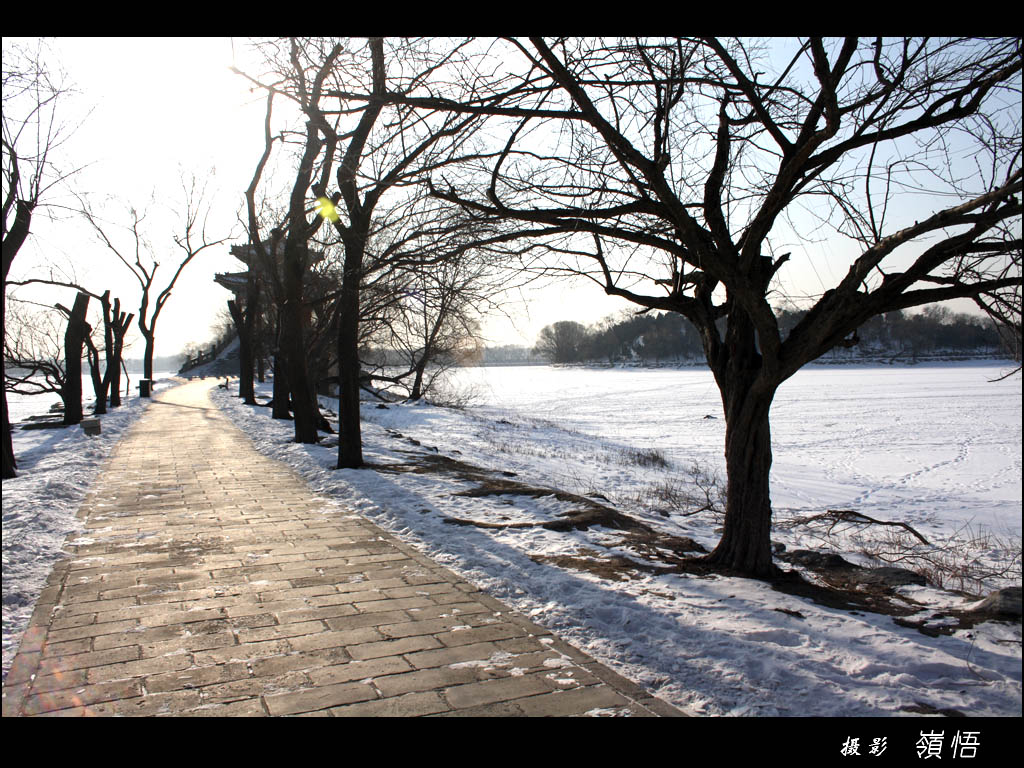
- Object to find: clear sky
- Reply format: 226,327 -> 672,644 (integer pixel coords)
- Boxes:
6,36 -> 634,362
7,37 -> 262,360
6,37 -> 987,363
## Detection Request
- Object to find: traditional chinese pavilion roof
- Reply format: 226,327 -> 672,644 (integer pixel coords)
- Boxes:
213,271 -> 250,296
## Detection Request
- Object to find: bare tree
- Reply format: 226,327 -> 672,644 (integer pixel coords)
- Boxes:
236,47 -> 337,442
101,291 -> 133,407
227,275 -> 260,405
394,37 -> 1021,578
81,290 -> 133,413
6,302 -> 69,410
56,292 -> 90,423
238,37 -> 524,467
9,279 -> 135,413
2,39 -> 77,477
5,293 -> 90,425
80,177 -> 229,383
360,253 -> 486,401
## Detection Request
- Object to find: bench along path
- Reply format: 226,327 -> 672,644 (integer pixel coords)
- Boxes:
2,379 -> 683,717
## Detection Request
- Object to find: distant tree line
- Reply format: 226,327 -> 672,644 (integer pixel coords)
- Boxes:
480,345 -> 544,365
534,306 -> 1010,365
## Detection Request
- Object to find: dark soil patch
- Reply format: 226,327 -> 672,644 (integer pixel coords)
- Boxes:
365,447 -> 977,631
370,451 -> 650,532
531,550 -> 669,582
768,569 -> 923,618
19,419 -> 69,430
900,702 -> 967,717
892,607 -> 1020,637
770,550 -> 1009,631
774,607 -> 806,619
370,450 -> 707,565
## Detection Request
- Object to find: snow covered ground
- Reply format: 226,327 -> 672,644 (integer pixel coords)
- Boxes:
2,374 -> 178,678
214,361 -> 1021,717
449,362 -> 1022,546
3,361 -> 1020,717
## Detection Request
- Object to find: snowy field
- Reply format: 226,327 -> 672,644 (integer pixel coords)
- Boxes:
448,362 -> 1023,543
2,362 -> 1021,717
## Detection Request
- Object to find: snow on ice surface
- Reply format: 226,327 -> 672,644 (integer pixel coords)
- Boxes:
452,362 -> 1022,535
2,362 -> 1020,717
210,362 -> 1020,717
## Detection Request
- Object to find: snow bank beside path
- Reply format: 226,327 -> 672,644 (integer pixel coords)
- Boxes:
2,376 -> 179,680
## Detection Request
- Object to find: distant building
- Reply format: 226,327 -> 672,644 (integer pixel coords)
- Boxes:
213,242 -> 337,392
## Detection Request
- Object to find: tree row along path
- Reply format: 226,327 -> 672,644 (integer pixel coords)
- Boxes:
1,378 -> 683,717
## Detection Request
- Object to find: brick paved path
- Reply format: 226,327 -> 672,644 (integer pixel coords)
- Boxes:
2,379 -> 684,717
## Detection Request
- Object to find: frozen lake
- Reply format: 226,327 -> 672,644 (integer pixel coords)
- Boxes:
5,372 -> 175,423
448,362 -> 1023,538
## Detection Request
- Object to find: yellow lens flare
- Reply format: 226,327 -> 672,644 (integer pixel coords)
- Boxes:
316,197 -> 340,223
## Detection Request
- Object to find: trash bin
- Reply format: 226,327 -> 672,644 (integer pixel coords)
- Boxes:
139,379 -> 152,398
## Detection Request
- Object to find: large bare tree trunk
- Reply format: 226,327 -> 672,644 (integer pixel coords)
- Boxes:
706,387 -> 780,577
409,360 -> 428,402
704,310 -> 783,578
95,291 -> 114,413
85,334 -> 107,415
84,290 -> 124,415
255,305 -> 266,383
280,309 -> 318,443
142,330 -> 155,382
2,200 -> 34,477
61,293 -> 90,426
228,280 -> 259,406
271,350 -> 292,420
2,297 -> 15,478
1,382 -> 13,479
336,247 -> 363,469
106,298 -> 132,408
280,235 -> 319,443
